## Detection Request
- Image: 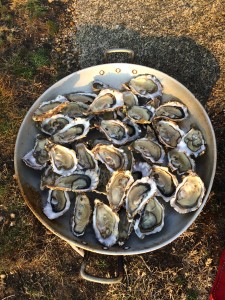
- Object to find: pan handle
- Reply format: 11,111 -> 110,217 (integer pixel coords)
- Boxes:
80,251 -> 124,284
104,48 -> 135,63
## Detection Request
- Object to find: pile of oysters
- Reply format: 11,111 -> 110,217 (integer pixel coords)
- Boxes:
23,74 -> 206,247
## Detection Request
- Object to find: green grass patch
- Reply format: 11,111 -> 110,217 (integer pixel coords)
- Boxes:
28,48 -> 50,69
186,288 -> 199,300
25,0 -> 48,19
46,20 -> 59,36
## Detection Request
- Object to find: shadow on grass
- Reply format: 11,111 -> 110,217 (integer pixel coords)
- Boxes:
76,25 -> 220,105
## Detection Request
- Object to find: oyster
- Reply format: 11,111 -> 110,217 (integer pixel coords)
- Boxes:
134,197 -> 165,239
46,142 -> 78,176
170,171 -> 205,213
64,92 -> 96,104
93,199 -> 119,247
168,149 -> 195,175
43,189 -> 70,219
132,161 -> 152,181
98,119 -> 129,145
120,145 -> 134,171
123,118 -> 142,142
92,80 -> 110,93
32,95 -> 69,121
127,105 -> 155,124
125,177 -> 157,221
106,170 -> 134,212
74,143 -> 98,172
153,119 -> 185,148
132,137 -> 165,164
53,169 -> 99,192
71,193 -> 92,236
52,117 -> 90,144
22,135 -> 49,170
40,166 -> 60,190
40,114 -> 72,135
178,128 -> 206,157
124,74 -> 163,99
92,144 -> 128,172
60,102 -> 89,118
95,163 -> 112,195
151,166 -> 178,202
122,90 -> 139,108
155,101 -> 188,121
118,209 -> 134,246
87,89 -> 124,114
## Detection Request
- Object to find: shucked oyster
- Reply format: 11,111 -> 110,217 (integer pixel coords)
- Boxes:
134,197 -> 165,239
32,95 -> 69,122
106,170 -> 134,212
40,114 -> 72,136
52,118 -> 90,144
125,177 -> 157,221
124,74 -> 163,99
92,144 -> 128,172
92,80 -> 110,93
40,166 -> 60,190
122,90 -> 139,108
64,92 -> 96,104
71,194 -> 92,237
60,101 -> 89,118
87,89 -> 124,114
46,142 -> 78,176
155,101 -> 188,121
52,169 -> 99,192
151,166 -> 178,202
122,118 -> 142,142
43,189 -> 70,219
127,105 -> 155,124
93,199 -> 119,247
118,208 -> 134,246
170,171 -> 205,213
168,149 -> 195,175
178,128 -> 206,157
98,119 -> 129,145
74,143 -> 98,172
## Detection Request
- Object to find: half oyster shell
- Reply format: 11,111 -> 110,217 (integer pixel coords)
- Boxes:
98,119 -> 129,145
168,149 -> 195,175
122,118 -> 142,142
64,92 -> 96,104
132,161 -> 152,181
60,101 -> 89,118
122,90 -> 139,108
92,80 -> 110,93
127,105 -> 155,124
43,189 -> 70,219
155,101 -> 188,121
178,128 -> 206,157
40,114 -> 72,135
134,197 -> 165,239
106,170 -> 134,212
151,166 -> 178,202
40,166 -> 60,190
93,199 -> 119,247
71,193 -> 92,236
74,143 -> 98,172
118,209 -> 134,246
170,171 -> 205,213
125,177 -> 157,221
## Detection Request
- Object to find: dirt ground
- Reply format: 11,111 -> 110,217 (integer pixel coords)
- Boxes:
0,0 -> 224,299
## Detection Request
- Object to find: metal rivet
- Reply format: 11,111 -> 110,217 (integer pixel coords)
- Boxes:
115,68 -> 121,73
123,246 -> 130,250
132,69 -> 137,74
99,70 -> 105,75
82,241 -> 87,245
103,246 -> 108,250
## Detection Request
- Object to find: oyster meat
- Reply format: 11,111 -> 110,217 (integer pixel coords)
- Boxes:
155,101 -> 188,121
178,128 -> 206,157
64,92 -> 96,104
106,170 -> 134,212
118,209 -> 134,246
168,149 -> 195,175
40,114 -> 72,135
74,143 -> 98,172
43,189 -> 70,219
122,90 -> 139,108
134,197 -> 165,239
127,105 -> 155,124
98,119 -> 129,145
71,193 -> 92,236
60,101 -> 89,118
170,171 -> 205,213
93,199 -> 119,247
122,118 -> 142,142
125,177 -> 157,220
40,166 -> 60,190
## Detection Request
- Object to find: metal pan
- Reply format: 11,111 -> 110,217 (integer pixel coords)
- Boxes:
14,49 -> 217,283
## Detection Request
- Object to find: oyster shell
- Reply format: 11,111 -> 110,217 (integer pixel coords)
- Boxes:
153,119 -> 185,148
46,142 -> 78,176
74,143 -> 98,172
124,74 -> 163,99
170,171 -> 205,213
123,118 -> 142,142
178,128 -> 206,157
52,117 -> 90,144
53,169 -> 99,192
40,166 -> 60,190
127,105 -> 155,124
64,92 -> 96,104
40,114 -> 72,135
151,166 -> 178,202
32,95 -> 69,121
87,89 -> 124,114
132,161 -> 152,181
155,101 -> 188,121
98,119 -> 129,145
132,137 -> 165,164
168,149 -> 195,175
118,209 -> 134,246
125,177 -> 157,221
122,90 -> 139,108
134,197 -> 165,239
95,163 -> 111,195
60,102 -> 89,118
43,189 -> 70,219
92,80 -> 110,93
22,135 -> 49,170
93,199 -> 119,247
92,144 -> 128,172
106,170 -> 134,212
71,193 -> 92,236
